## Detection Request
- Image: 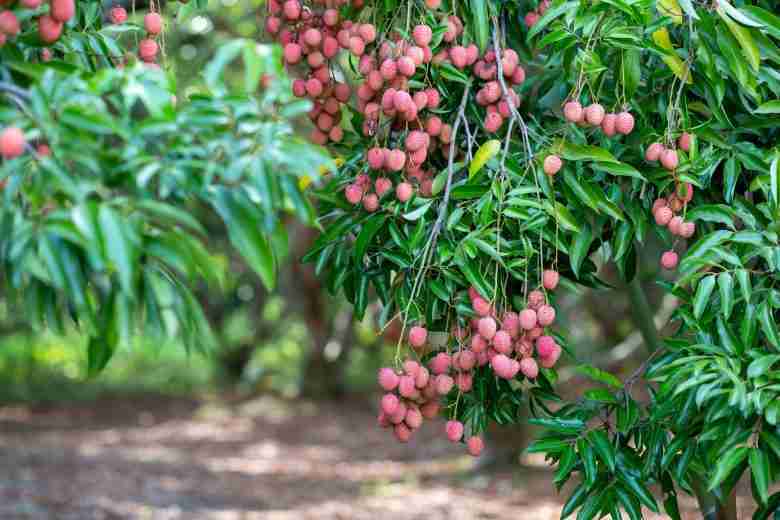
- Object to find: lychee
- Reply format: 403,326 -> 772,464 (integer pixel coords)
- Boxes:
563,102 -> 583,123
645,142 -> 664,162
345,184 -> 363,204
542,270 -> 559,290
519,309 -> 537,330
0,127 -> 25,159
396,182 -> 413,202
381,393 -> 399,415
378,368 -> 399,391
660,148 -> 678,171
537,305 -> 556,327
467,436 -> 484,456
409,325 -> 428,348
445,420 -> 464,442
478,317 -> 497,340
678,132 -> 692,152
616,111 -> 635,135
520,357 -> 539,379
363,193 -> 379,212
584,103 -> 605,126
543,155 -> 562,176
661,250 -> 678,270
144,12 -> 163,35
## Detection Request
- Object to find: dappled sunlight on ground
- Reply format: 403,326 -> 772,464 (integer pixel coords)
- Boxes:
0,395 -> 769,519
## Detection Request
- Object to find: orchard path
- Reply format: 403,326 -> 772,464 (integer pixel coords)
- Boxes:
0,395 -> 767,519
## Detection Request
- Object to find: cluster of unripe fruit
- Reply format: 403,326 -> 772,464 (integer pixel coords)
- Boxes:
108,5 -> 164,67
562,100 -> 635,137
268,0 -> 367,144
376,272 -> 563,453
0,0 -> 74,46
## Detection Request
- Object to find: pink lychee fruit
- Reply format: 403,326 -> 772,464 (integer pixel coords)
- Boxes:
445,420 -> 464,442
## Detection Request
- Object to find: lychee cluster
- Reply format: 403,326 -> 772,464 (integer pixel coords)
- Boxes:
376,271 -> 563,455
466,48 -> 525,133
563,101 -> 634,137
524,0 -> 550,28
0,0 -> 74,47
644,132 -> 690,171
138,10 -> 163,66
268,0 -> 367,145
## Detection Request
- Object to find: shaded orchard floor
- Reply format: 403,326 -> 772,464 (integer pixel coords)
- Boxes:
0,395 -> 766,519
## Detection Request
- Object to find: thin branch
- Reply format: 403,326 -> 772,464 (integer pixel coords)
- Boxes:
491,17 -> 533,163
0,82 -> 31,115
427,81 -> 472,255
460,111 -> 474,162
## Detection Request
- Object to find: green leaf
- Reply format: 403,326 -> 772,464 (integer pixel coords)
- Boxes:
747,354 -> 780,378
708,445 -> 748,490
717,8 -> 761,72
561,481 -> 590,518
354,214 -> 386,262
693,275 -> 716,319
717,272 -> 734,319
560,142 -> 618,163
755,101 -> 780,115
770,153 -> 779,209
617,469 -> 659,512
470,0 -> 489,52
98,205 -> 136,297
578,438 -> 597,485
587,429 -> 615,472
736,269 -> 752,303
403,201 -> 433,221
527,1 -> 578,40
750,448 -> 770,505
759,301 -> 780,348
593,161 -> 645,181
574,364 -> 622,388
742,6 -> 780,39
570,224 -> 593,279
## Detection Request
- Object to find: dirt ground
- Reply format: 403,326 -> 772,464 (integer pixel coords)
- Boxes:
0,395 -> 766,519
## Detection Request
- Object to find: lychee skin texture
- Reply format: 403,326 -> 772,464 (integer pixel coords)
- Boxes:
527,290 -> 545,310
563,102 -> 583,123
537,305 -> 556,327
668,216 -> 684,236
492,330 -> 512,354
478,317 -> 497,340
362,193 -> 379,212
420,401 -> 440,419
50,0 -> 75,22
542,270 -> 559,290
520,357 -> 539,379
445,420 -> 464,442
678,132 -> 692,152
543,155 -> 562,176
661,250 -> 678,270
654,206 -> 673,226
345,184 -> 363,205
0,127 -> 26,159
367,148 -> 384,170
518,309 -> 537,331
601,113 -> 617,136
409,326 -> 428,348
381,393 -> 399,415
394,423 -> 412,442
645,142 -> 664,162
467,436 -> 484,456
472,297 -> 491,317
429,352 -> 451,375
660,149 -> 679,171
375,177 -> 392,198
539,344 -> 562,368
584,103 -> 606,126
0,11 -> 20,36
536,335 -> 557,358
405,130 -> 427,152
405,407 -> 423,429
398,375 -> 417,398
680,221 -> 696,238
616,112 -> 635,135
144,12 -> 163,35
109,7 -> 128,24
396,182 -> 413,202
38,15 -> 63,44
412,24 -> 433,47
435,374 -> 454,395
378,368 -> 399,391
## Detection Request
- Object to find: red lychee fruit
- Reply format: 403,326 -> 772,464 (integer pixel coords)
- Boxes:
616,111 -> 635,135
478,317 -> 497,340
144,12 -> 163,35
412,24 -> 432,47
358,23 -> 376,43
470,334 -> 487,353
50,0 -> 75,22
584,103 -> 605,126
283,43 -> 302,64
668,215 -> 684,236
363,193 -> 379,212
520,357 -> 539,379
367,148 -> 385,170
563,101 -> 583,122
387,149 -> 406,171
381,393 -> 399,415
524,11 -> 539,27
536,335 -> 556,358
403,360 -> 421,377
467,436 -> 484,456
660,148 -> 678,171
539,344 -> 562,368
0,127 -> 25,159
543,155 -> 562,176
345,184 -> 363,204
394,423 -> 412,442
537,305 -> 556,327
139,38 -> 159,62
375,177 -> 392,198
680,221 -> 695,238
492,330 -> 512,354
378,368 -> 399,391
455,371 -> 474,391
398,375 -> 417,398
542,270 -> 559,290
652,198 -> 668,213
645,142 -> 664,162
472,296 -> 491,317
601,113 -> 617,136
678,132 -> 692,152
446,420 -> 464,442
528,290 -> 545,310
435,374 -> 454,395
420,400 -> 440,419
405,407 -> 423,429
397,56 -> 416,77
450,46 -> 467,69
396,182 -> 413,202
282,0 -> 301,19
409,325 -> 428,348
38,15 -> 63,44
484,112 -> 503,133
519,309 -> 537,330
430,352 -> 451,375
349,36 -> 366,56
661,250 -> 678,270
654,206 -> 673,226
405,130 -> 427,153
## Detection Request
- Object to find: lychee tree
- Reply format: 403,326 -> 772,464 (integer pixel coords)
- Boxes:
0,1 -> 330,371
270,0 -> 780,517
